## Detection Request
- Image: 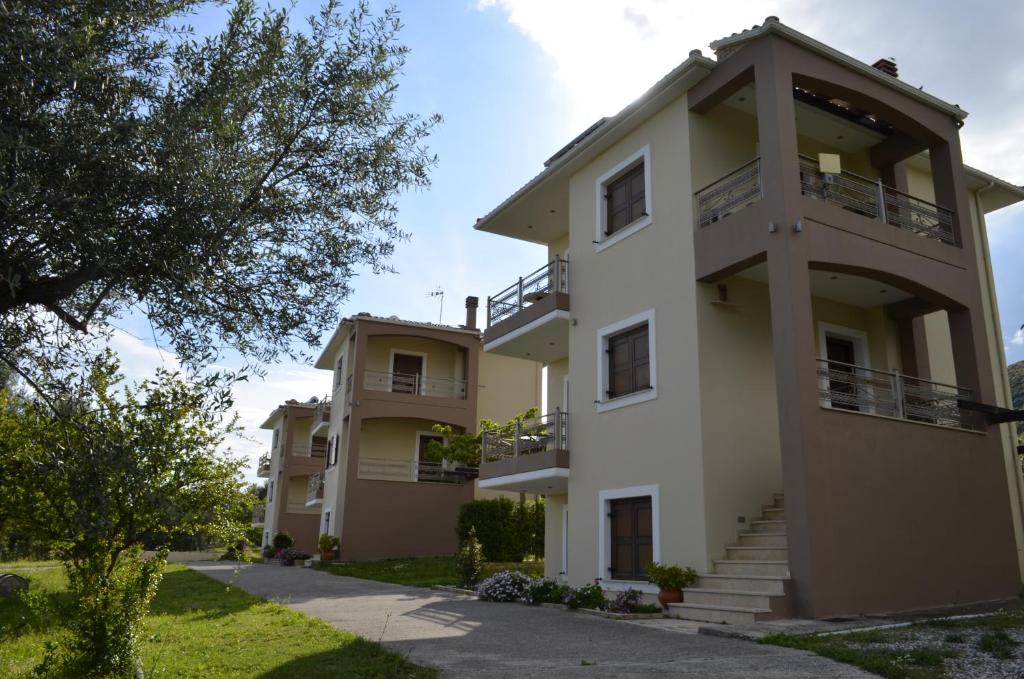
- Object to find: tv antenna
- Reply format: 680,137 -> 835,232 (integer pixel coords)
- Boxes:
427,287 -> 444,324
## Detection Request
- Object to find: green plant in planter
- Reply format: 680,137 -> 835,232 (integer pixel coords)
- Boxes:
272,532 -> 294,553
645,562 -> 697,592
318,534 -> 340,558
261,544 -> 277,559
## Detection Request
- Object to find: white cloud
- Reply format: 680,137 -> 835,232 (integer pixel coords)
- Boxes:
1012,327 -> 1024,346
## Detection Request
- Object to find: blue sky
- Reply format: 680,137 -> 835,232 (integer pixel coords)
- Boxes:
113,1 -> 1024,477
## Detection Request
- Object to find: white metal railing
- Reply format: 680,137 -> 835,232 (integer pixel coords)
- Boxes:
799,155 -> 955,244
313,400 -> 331,428
290,443 -> 311,457
816,358 -> 973,429
487,257 -> 569,327
695,157 -> 763,228
256,453 -> 271,477
356,457 -> 475,483
362,369 -> 467,400
252,505 -> 266,524
306,472 -> 324,504
481,410 -> 569,462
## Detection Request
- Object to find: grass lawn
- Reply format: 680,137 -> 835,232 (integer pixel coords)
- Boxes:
317,556 -> 544,587
762,608 -> 1024,679
0,562 -> 435,678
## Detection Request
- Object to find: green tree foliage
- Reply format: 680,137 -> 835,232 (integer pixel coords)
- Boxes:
1009,360 -> 1023,411
423,408 -> 540,467
455,527 -> 484,588
0,352 -> 246,676
0,0 -> 439,378
456,497 -> 544,562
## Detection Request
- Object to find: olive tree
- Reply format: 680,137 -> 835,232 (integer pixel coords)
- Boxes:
0,352 -> 246,677
0,0 -> 439,380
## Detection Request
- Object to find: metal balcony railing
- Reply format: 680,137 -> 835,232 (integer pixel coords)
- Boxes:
363,369 -> 467,400
799,155 -> 955,244
306,473 -> 324,504
356,457 -> 476,483
256,453 -> 271,477
313,400 -> 330,428
251,505 -> 266,524
481,410 -> 568,462
487,257 -> 569,327
695,157 -> 763,228
816,358 -> 974,429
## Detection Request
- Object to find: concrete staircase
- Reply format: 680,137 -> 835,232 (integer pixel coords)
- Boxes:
667,493 -> 795,624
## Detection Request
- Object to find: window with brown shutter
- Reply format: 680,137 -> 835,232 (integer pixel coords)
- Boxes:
609,496 -> 653,581
605,162 -> 646,235
607,324 -> 650,399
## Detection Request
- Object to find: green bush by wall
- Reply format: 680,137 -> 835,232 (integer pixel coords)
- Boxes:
456,497 -> 544,562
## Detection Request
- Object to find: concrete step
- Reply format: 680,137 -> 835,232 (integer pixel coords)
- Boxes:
737,532 -> 787,547
712,560 -> 791,577
667,602 -> 771,625
696,573 -> 789,595
682,587 -> 776,610
725,545 -> 789,561
748,519 -> 787,534
773,494 -> 785,508
761,506 -> 785,520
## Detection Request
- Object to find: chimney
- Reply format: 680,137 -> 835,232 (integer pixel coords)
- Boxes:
871,58 -> 898,78
464,296 -> 479,330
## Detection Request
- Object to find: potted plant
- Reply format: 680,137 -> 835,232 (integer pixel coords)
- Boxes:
281,548 -> 312,567
318,534 -> 339,561
261,544 -> 277,563
271,531 -> 294,558
646,562 -> 697,609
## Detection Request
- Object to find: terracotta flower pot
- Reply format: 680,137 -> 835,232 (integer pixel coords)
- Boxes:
321,548 -> 337,561
657,589 -> 684,609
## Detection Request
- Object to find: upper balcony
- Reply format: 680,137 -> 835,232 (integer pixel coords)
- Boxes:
478,410 -> 569,494
311,400 -> 331,436
256,453 -> 271,478
356,458 -> 477,484
483,257 -> 570,363
363,370 -> 467,399
306,472 -> 324,507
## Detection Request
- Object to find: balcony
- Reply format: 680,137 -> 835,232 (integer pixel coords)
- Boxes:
363,369 -> 467,400
312,400 -> 331,436
816,358 -> 975,430
251,505 -> 266,525
695,157 -> 763,227
483,258 -> 570,363
357,457 -> 477,484
306,472 -> 324,506
478,411 -> 569,493
256,453 -> 271,478
799,155 -> 955,245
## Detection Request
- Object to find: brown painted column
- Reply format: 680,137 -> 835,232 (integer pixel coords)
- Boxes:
754,43 -> 825,617
895,315 -> 931,379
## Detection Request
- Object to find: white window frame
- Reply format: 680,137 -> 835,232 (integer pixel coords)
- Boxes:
594,145 -> 653,253
817,321 -> 872,411
595,309 -> 657,413
333,349 -> 347,393
388,349 -> 429,395
597,484 -> 660,593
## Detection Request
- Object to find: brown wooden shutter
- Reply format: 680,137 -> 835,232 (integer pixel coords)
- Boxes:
609,496 -> 653,580
606,324 -> 649,398
605,162 -> 645,235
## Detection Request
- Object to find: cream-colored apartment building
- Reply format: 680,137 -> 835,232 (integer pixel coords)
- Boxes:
475,18 -> 1024,622
311,299 -> 541,561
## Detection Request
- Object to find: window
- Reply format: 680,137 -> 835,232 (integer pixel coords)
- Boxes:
594,145 -> 652,251
268,480 -> 274,503
596,309 -> 657,413
607,324 -> 649,398
606,163 -> 646,235
271,427 -> 280,450
334,353 -> 345,390
609,496 -> 653,581
323,511 -> 331,535
327,433 -> 338,468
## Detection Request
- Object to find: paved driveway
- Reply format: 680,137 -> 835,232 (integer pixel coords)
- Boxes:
189,563 -> 872,678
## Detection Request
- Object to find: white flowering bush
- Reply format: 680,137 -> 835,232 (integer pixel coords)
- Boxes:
476,570 -> 535,602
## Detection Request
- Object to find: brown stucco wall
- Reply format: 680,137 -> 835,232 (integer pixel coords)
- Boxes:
270,405 -> 323,554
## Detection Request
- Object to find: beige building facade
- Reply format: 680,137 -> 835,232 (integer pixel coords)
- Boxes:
475,18 -> 1024,622
312,301 -> 542,561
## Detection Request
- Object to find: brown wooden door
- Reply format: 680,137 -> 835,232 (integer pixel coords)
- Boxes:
610,496 -> 653,581
391,353 -> 423,394
825,336 -> 858,411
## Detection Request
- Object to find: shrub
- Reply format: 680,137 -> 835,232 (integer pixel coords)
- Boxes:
219,540 -> 249,561
318,534 -> 340,552
608,588 -> 644,614
455,527 -> 484,588
524,578 -> 569,606
261,544 -> 277,559
456,497 -> 545,562
563,583 -> 606,610
272,532 -> 294,551
645,563 -> 697,592
281,548 -> 311,566
476,570 -> 534,602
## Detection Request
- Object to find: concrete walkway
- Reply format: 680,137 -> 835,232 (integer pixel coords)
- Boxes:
188,563 -> 872,678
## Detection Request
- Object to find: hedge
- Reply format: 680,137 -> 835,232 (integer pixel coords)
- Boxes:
456,497 -> 544,562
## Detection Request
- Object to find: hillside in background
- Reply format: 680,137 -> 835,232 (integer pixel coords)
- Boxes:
1011,361 -> 1024,411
